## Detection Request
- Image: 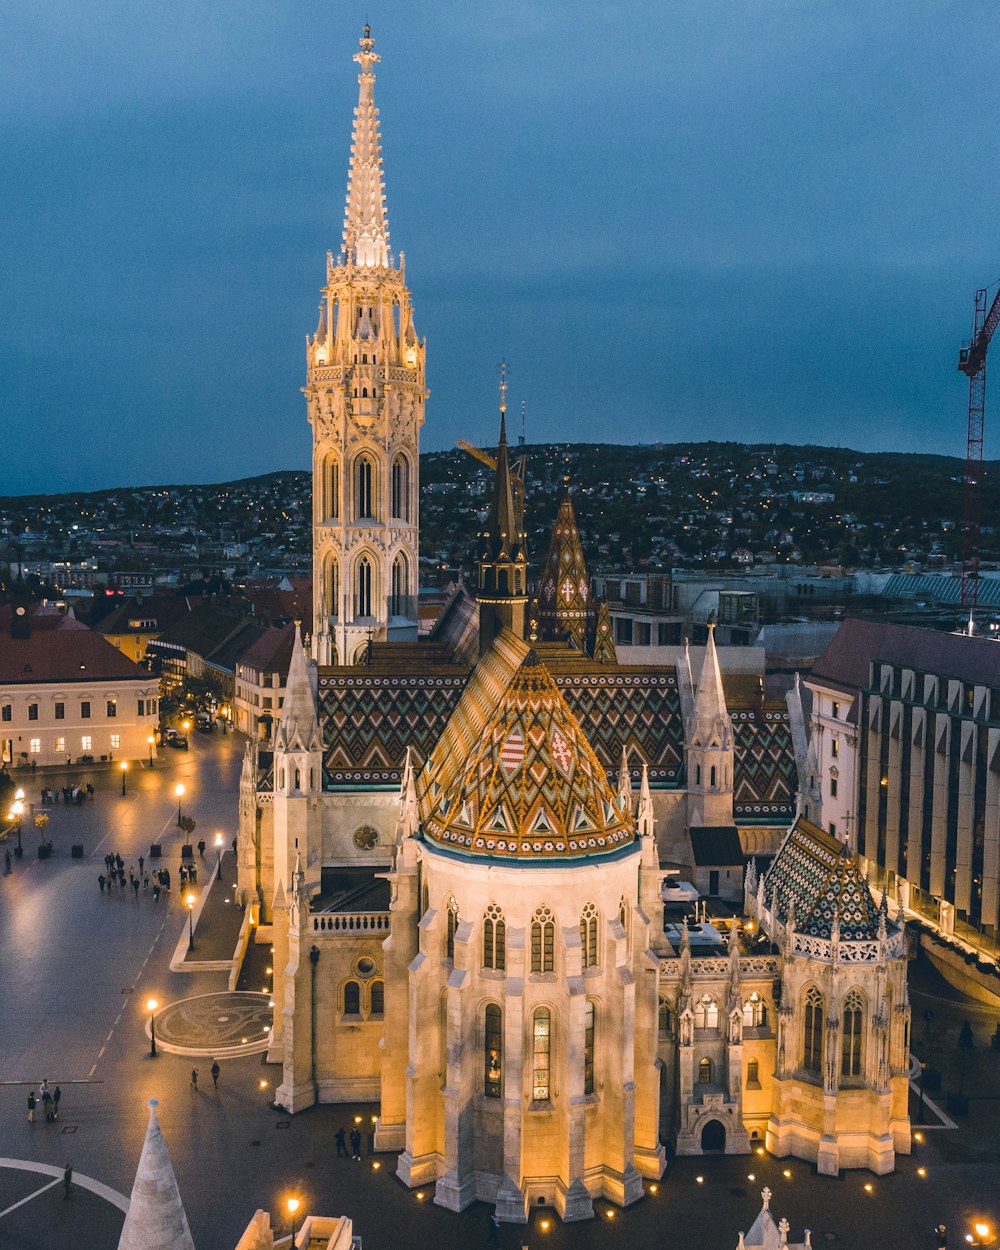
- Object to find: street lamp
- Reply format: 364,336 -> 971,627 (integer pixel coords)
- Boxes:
175,783 -> 185,825
7,798 -> 24,856
120,760 -> 128,796
147,734 -> 155,768
182,719 -> 191,734
147,998 -> 158,1058
215,832 -> 224,877
186,892 -> 196,950
286,1197 -> 300,1245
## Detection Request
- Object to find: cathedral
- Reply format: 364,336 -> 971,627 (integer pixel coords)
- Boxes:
236,27 -> 911,1224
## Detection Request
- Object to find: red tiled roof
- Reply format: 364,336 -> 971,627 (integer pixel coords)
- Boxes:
239,623 -> 295,675
0,627 -> 149,684
811,618 -> 1000,693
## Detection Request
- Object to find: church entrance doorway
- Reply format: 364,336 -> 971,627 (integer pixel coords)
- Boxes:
700,1120 -> 725,1153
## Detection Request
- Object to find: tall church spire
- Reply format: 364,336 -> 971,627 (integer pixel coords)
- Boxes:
691,624 -> 733,749
307,26 -> 426,666
343,25 -> 390,268
537,477 -> 591,650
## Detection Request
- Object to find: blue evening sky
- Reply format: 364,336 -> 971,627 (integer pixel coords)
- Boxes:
3,1 -> 1000,493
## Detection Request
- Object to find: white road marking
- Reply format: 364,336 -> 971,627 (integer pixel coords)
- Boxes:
0,1177 -> 61,1219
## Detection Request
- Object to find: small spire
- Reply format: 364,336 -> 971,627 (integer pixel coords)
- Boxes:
273,622 -> 321,754
117,1100 -> 195,1250
637,761 -> 654,837
617,746 -> 632,807
692,623 -> 733,748
877,889 -> 889,941
399,746 -> 419,838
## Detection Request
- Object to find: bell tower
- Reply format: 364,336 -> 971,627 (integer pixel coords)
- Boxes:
306,25 -> 427,666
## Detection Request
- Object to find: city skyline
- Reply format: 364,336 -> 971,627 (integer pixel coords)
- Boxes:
4,2 -> 1000,494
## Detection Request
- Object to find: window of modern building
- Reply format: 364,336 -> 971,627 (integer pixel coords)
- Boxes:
81,735 -> 92,752
81,702 -> 91,719
485,1003 -> 502,1098
580,902 -> 599,969
55,737 -> 65,754
803,987 -> 824,1073
531,906 -> 555,973
446,896 -> 459,961
344,981 -> 361,1015
28,704 -> 38,721
1,704 -> 10,722
54,702 -> 64,720
110,735 -> 121,750
841,991 -> 864,1078
583,1001 -> 596,1095
137,699 -> 144,716
483,904 -> 506,970
531,1007 -> 551,1101
29,738 -> 40,754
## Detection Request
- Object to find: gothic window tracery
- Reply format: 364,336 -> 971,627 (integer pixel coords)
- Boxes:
583,1000 -> 596,1095
841,990 -> 865,1078
390,553 -> 408,617
327,555 -> 340,619
699,1057 -> 713,1084
391,456 -> 410,521
803,986 -> 824,1073
328,456 -> 340,520
531,906 -> 555,973
446,896 -> 459,962
580,902 -> 599,969
356,455 -> 375,520
483,904 -> 506,970
344,981 -> 361,1015
370,979 -> 384,1016
659,997 -> 672,1036
743,992 -> 768,1029
355,555 -> 373,619
532,1007 -> 551,1101
694,994 -> 719,1030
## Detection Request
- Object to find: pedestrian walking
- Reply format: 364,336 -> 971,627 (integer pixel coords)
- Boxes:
335,1127 -> 348,1158
98,874 -> 106,893
191,1068 -> 198,1091
53,1086 -> 61,1120
42,1089 -> 53,1122
179,865 -> 187,889
86,783 -> 94,800
63,1163 -> 72,1199
350,1128 -> 362,1160
936,1225 -> 948,1248
129,867 -> 135,885
153,883 -> 161,904
487,1210 -> 502,1247
164,868 -> 171,891
143,873 -> 150,891
40,1079 -> 48,1098
119,873 -> 126,893
4,849 -> 11,874
139,855 -> 144,875
27,1092 -> 36,1123
132,878 -> 140,900
197,839 -> 206,857
211,1061 -> 220,1089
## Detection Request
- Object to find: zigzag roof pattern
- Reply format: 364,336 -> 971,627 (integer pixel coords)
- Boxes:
421,651 -> 635,860
763,817 -> 882,940
536,483 -> 591,650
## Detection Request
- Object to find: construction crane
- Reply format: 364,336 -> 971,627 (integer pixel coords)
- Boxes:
957,283 -> 1000,612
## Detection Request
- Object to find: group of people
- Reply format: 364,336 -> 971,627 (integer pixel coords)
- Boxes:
97,852 -> 196,903
40,784 -> 93,806
334,1126 -> 364,1160
26,1080 -> 62,1124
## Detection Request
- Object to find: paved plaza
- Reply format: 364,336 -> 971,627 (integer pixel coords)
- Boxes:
1,732 -> 999,1248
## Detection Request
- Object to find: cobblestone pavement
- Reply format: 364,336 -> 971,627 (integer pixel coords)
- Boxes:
0,734 -> 998,1248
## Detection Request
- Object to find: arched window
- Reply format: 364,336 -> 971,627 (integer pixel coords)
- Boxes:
618,895 -> 629,932
344,981 -> 361,1015
356,455 -> 375,520
326,556 -> 340,620
743,992 -> 767,1029
531,906 -> 555,973
370,979 -> 384,1017
583,1001 -> 596,1095
658,997 -> 672,1037
484,1004 -> 502,1098
710,765 -> 717,788
483,903 -> 506,970
695,764 -> 702,786
391,456 -> 410,521
390,553 -> 407,617
580,902 -> 599,969
329,457 -> 340,520
747,1057 -> 760,1086
699,1057 -> 713,1084
841,990 -> 865,1078
446,896 -> 459,962
803,986 -> 823,1073
355,555 -> 373,618
532,1007 -> 552,1101
694,995 -> 719,1030
293,768 -> 301,791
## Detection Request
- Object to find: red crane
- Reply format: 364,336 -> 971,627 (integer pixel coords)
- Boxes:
957,283 -> 1000,612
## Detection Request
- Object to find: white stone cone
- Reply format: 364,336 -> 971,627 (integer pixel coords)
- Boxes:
118,1099 -> 195,1250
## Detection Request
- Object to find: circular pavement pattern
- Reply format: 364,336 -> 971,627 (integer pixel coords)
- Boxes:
148,991 -> 272,1057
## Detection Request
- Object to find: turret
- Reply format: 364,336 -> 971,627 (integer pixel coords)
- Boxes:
686,624 -> 735,827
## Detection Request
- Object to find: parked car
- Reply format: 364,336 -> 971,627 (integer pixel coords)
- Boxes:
163,729 -> 188,750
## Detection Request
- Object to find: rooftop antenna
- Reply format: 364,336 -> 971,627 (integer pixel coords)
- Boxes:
520,399 -> 526,449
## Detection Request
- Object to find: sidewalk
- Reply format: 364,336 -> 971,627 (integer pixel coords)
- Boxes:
175,850 -> 245,970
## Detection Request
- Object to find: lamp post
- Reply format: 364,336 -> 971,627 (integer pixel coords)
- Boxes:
175,783 -> 185,826
120,760 -> 128,796
8,798 -> 24,856
147,998 -> 158,1058
186,892 -> 196,950
147,734 -> 155,768
286,1197 -> 300,1246
214,832 -> 224,877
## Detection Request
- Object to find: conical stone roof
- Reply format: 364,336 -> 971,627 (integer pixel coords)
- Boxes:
118,1099 -> 195,1250
536,482 -> 590,649
421,651 -> 635,860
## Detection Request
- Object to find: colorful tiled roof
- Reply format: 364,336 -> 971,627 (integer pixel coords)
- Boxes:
732,707 -> 797,820
421,651 -> 635,861
763,818 -> 882,940
536,484 -> 591,650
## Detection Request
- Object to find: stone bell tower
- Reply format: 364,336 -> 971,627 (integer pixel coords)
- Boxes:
306,25 -> 427,666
